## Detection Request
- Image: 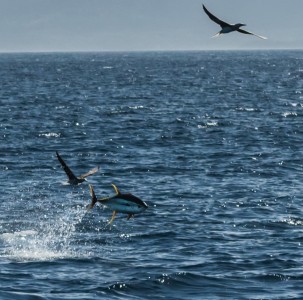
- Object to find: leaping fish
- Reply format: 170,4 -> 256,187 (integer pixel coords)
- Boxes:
56,151 -> 99,185
202,4 -> 267,40
88,184 -> 148,224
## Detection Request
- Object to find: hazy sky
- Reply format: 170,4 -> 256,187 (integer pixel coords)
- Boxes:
0,0 -> 302,52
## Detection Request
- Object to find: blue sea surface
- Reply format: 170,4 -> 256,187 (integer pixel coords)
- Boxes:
1,50 -> 303,299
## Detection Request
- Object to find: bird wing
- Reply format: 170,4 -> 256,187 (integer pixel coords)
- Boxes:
56,151 -> 78,181
202,4 -> 230,28
79,166 -> 99,179
237,28 -> 267,39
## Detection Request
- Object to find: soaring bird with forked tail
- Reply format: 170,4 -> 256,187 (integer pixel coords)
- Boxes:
202,4 -> 267,40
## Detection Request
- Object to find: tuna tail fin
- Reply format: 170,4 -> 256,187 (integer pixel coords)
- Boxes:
87,184 -> 98,210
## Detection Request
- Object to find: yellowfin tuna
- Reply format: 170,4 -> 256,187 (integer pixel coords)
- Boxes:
88,184 -> 148,224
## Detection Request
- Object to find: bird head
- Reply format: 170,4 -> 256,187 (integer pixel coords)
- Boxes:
236,23 -> 246,28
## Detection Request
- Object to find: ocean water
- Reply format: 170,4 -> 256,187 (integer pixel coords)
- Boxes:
1,50 -> 303,299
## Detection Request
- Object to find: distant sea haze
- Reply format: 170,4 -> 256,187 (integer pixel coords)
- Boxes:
0,50 -> 303,299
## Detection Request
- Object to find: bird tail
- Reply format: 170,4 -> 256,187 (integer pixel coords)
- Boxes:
211,32 -> 221,38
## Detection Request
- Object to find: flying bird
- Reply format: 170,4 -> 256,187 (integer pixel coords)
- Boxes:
56,151 -> 99,185
88,184 -> 148,224
202,4 -> 267,40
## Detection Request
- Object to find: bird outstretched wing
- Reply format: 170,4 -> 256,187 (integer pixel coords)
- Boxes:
56,151 -> 78,181
237,28 -> 267,39
80,166 -> 99,179
202,4 -> 230,28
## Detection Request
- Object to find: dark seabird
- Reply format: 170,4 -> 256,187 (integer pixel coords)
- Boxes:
88,184 -> 148,224
56,151 -> 99,185
202,4 -> 267,39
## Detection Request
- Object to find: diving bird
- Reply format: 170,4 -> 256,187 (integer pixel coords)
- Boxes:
202,4 -> 267,40
56,151 -> 99,185
88,184 -> 148,224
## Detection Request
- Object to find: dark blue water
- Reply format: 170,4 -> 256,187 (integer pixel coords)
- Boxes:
1,51 -> 303,299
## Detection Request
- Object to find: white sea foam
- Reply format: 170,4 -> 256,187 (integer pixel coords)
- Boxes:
282,112 -> 297,117
39,132 -> 61,138
0,207 -> 86,262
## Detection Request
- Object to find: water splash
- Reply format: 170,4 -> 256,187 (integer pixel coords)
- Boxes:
0,205 -> 87,261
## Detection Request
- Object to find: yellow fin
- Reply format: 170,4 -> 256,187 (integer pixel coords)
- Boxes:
111,184 -> 121,195
108,211 -> 117,224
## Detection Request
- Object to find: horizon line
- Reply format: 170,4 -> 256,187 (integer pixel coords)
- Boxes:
0,48 -> 302,55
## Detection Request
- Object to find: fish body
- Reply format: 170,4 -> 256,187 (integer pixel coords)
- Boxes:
101,195 -> 147,214
88,184 -> 148,224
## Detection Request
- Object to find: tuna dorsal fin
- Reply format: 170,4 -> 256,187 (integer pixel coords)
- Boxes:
111,184 -> 121,195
